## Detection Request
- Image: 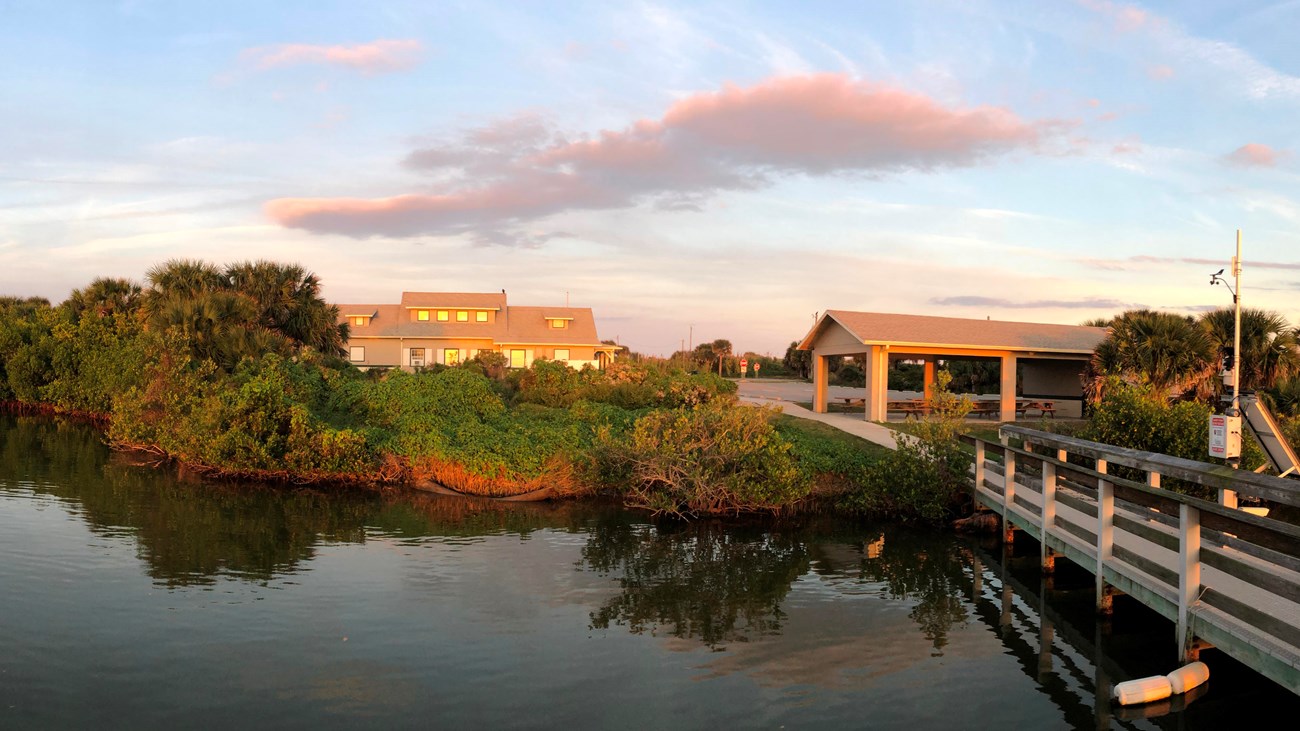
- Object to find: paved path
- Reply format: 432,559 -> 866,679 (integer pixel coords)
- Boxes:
737,379 -> 900,450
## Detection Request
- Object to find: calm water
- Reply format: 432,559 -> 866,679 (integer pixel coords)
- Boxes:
2,415 -> 1296,729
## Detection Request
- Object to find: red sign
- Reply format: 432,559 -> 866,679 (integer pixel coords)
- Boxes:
740,358 -> 748,369
753,362 -> 761,371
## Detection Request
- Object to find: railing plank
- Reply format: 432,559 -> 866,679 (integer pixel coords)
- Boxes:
1001,425 -> 1300,508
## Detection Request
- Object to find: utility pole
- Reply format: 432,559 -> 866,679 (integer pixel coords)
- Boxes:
1210,232 -> 1245,480
1230,231 -> 1243,471
689,324 -> 693,353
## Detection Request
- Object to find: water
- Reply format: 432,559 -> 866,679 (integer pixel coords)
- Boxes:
1,414 -> 1295,729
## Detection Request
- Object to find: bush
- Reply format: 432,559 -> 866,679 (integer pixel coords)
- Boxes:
840,371 -> 972,524
595,402 -> 810,516
1081,380 -> 1267,497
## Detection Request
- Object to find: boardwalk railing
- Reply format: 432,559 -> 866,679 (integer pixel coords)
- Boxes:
965,425 -> 1300,695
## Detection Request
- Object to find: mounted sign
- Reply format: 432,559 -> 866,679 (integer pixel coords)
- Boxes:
753,362 -> 761,373
1208,414 -> 1241,459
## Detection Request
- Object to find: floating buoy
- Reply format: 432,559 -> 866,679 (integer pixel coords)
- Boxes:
1114,675 -> 1172,706
1114,661 -> 1210,706
1166,661 -> 1210,695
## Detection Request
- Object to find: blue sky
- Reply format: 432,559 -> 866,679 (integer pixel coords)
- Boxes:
2,0 -> 1299,355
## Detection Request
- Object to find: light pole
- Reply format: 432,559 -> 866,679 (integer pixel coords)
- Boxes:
1209,230 -> 1243,472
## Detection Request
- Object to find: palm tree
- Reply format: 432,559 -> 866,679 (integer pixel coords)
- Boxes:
66,277 -> 142,319
1199,308 -> 1300,393
224,260 -> 346,355
1085,309 -> 1217,402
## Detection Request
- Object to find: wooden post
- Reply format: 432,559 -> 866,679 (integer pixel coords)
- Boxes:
1041,458 -> 1057,573
1096,458 -> 1114,615
813,354 -> 829,414
1148,471 -> 1161,489
1220,487 -> 1238,510
973,441 -> 986,494
1178,503 -> 1202,662
1002,436 -> 1017,544
1000,353 -> 1018,422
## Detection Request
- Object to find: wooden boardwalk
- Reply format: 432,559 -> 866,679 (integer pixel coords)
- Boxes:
966,426 -> 1300,695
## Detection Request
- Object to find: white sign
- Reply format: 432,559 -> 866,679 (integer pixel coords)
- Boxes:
1208,414 -> 1242,459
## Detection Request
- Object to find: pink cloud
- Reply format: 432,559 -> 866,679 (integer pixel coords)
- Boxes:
1079,0 -> 1157,33
267,74 -> 1053,240
1147,64 -> 1175,80
241,39 -> 423,74
1225,143 -> 1285,167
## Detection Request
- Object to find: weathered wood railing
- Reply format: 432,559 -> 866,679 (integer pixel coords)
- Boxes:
964,425 -> 1300,695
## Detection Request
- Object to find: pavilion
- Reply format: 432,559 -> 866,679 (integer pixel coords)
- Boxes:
797,311 -> 1109,422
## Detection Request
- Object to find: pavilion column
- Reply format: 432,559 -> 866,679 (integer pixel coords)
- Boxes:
923,359 -> 936,401
864,346 -> 888,422
1000,354 -> 1018,422
813,352 -> 829,414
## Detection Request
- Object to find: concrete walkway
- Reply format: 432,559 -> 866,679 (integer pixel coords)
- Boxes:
738,379 -> 899,450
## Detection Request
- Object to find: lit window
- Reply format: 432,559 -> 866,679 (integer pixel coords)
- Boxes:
510,349 -> 526,368
417,310 -> 429,321
554,349 -> 570,362
437,310 -> 449,321
353,317 -> 364,326
349,346 -> 365,362
476,311 -> 488,322
457,311 -> 468,322
444,349 -> 460,366
550,319 -> 567,329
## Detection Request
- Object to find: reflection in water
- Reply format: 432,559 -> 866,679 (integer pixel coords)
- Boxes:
4,414 -> 1298,729
808,529 -> 972,654
581,520 -> 809,646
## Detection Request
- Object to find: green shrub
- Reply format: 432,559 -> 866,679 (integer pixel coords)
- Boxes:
1081,380 -> 1267,497
840,371 -> 972,523
596,402 -> 810,516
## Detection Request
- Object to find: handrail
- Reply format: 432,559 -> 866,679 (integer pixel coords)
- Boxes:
1000,425 -> 1300,508
965,427 -> 1300,693
988,440 -> 1300,542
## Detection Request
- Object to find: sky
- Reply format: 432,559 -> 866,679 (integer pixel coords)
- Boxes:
3,0 -> 1299,356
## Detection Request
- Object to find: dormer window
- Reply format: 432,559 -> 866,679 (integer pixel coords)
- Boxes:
550,319 -> 567,329
353,316 -> 365,327
417,310 -> 430,321
476,311 -> 488,322
437,310 -> 449,321
457,311 -> 468,322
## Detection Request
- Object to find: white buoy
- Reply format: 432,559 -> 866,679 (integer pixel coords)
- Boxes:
1114,676 -> 1172,706
1166,661 -> 1210,695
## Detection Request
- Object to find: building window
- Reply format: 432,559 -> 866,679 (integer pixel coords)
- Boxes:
353,317 -> 364,326
550,319 -> 567,329
349,346 -> 365,362
455,311 -> 467,322
554,349 -> 570,362
510,349 -> 526,368
476,311 -> 488,322
437,310 -> 449,321
417,310 -> 429,321
409,348 -> 425,367
444,349 -> 460,366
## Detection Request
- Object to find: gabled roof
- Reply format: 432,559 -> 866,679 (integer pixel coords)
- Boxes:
499,307 -> 600,345
336,298 -> 607,346
799,310 -> 1108,354
400,292 -> 506,310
